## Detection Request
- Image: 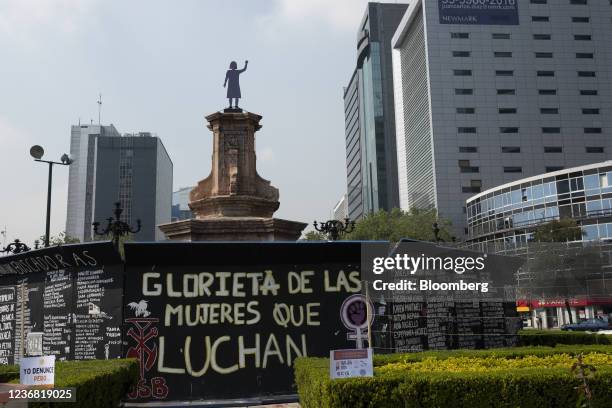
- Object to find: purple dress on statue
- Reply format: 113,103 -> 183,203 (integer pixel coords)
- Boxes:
225,68 -> 246,99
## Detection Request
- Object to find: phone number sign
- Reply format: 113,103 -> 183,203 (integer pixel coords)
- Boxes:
439,0 -> 519,25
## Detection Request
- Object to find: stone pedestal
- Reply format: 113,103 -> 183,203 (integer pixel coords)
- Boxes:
158,110 -> 306,241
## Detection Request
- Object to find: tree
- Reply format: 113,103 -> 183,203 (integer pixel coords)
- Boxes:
39,231 -> 80,246
93,232 -> 133,259
533,218 -> 583,242
301,231 -> 327,241
342,208 -> 453,243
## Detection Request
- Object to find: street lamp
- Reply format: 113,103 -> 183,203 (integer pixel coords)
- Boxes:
432,222 -> 441,243
30,145 -> 73,247
313,218 -> 356,241
92,202 -> 142,251
1,239 -> 31,255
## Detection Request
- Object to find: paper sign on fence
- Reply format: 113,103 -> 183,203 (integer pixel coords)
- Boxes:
330,348 -> 373,379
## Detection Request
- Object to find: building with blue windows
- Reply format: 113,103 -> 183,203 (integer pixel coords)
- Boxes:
172,186 -> 194,221
465,162 -> 612,329
343,2 -> 407,221
466,161 -> 612,251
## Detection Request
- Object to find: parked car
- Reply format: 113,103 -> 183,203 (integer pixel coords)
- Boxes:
561,318 -> 611,332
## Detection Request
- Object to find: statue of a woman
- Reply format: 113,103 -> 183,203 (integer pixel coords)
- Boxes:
223,60 -> 248,109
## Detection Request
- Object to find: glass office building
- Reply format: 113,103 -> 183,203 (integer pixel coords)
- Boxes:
392,0 -> 612,238
343,2 -> 407,220
465,162 -> 612,329
66,126 -> 173,242
466,161 -> 612,251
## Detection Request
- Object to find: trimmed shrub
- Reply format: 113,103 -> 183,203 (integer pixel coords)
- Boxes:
518,329 -> 612,346
4,359 -> 138,408
0,364 -> 19,383
295,346 -> 612,408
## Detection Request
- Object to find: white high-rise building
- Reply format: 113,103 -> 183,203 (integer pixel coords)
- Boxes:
392,0 -> 612,238
65,124 -> 173,242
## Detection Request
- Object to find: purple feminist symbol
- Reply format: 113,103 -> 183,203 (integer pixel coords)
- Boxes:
347,299 -> 367,327
340,294 -> 374,349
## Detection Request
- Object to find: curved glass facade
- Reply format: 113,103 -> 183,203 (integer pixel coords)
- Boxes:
466,162 -> 612,251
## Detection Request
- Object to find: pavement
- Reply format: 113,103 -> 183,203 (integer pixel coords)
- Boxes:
122,397 -> 300,408
122,403 -> 299,408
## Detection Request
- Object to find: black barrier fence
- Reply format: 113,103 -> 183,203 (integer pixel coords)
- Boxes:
122,241 -> 364,401
0,242 -> 123,365
0,240 -> 525,402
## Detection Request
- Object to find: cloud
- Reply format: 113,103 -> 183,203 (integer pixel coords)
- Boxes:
268,0 -> 369,32
0,0 -> 97,41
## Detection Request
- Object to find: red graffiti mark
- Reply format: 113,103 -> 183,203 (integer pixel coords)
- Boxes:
151,376 -> 169,399
125,317 -> 168,399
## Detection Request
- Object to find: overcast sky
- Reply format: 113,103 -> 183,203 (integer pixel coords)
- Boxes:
0,0 -> 407,246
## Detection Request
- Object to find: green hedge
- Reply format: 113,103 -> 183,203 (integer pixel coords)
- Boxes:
518,329 -> 612,346
3,358 -> 138,408
0,364 -> 19,383
295,346 -> 612,408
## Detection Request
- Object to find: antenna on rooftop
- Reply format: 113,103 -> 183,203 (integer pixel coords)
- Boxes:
97,93 -> 102,125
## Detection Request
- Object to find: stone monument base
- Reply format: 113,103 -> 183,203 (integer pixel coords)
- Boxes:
158,217 -> 307,241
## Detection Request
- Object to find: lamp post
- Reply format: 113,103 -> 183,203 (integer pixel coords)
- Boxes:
432,222 -> 441,243
30,145 -> 72,247
1,239 -> 31,255
313,218 -> 356,241
92,202 -> 142,251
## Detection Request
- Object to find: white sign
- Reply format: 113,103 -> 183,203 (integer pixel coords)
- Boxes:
26,332 -> 43,356
20,355 -> 55,386
330,348 -> 373,379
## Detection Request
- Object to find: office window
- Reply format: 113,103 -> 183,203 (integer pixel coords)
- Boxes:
572,16 -> 590,22
500,127 -> 519,133
544,146 -> 563,153
492,33 -> 511,39
546,166 -> 564,172
584,127 -> 602,133
457,107 -> 475,114
580,90 -> 598,95
497,89 -> 516,95
496,70 -> 514,76
454,69 -> 472,76
502,146 -> 521,153
535,52 -> 553,58
542,127 -> 561,133
455,88 -> 474,95
459,146 -> 478,153
537,71 -> 555,77
453,51 -> 471,57
499,108 -> 517,114
576,53 -> 593,58
586,147 -> 604,153
532,16 -> 550,22
539,89 -> 557,95
462,180 -> 482,194
451,32 -> 470,39
531,0 -> 547,3
504,167 -> 522,173
582,108 -> 600,114
541,108 -> 559,114
574,34 -> 592,40
578,71 -> 596,77
533,34 -> 551,40
570,0 -> 587,3
494,51 -> 512,58
459,160 -> 479,173
458,127 -> 477,133
455,88 -> 473,95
